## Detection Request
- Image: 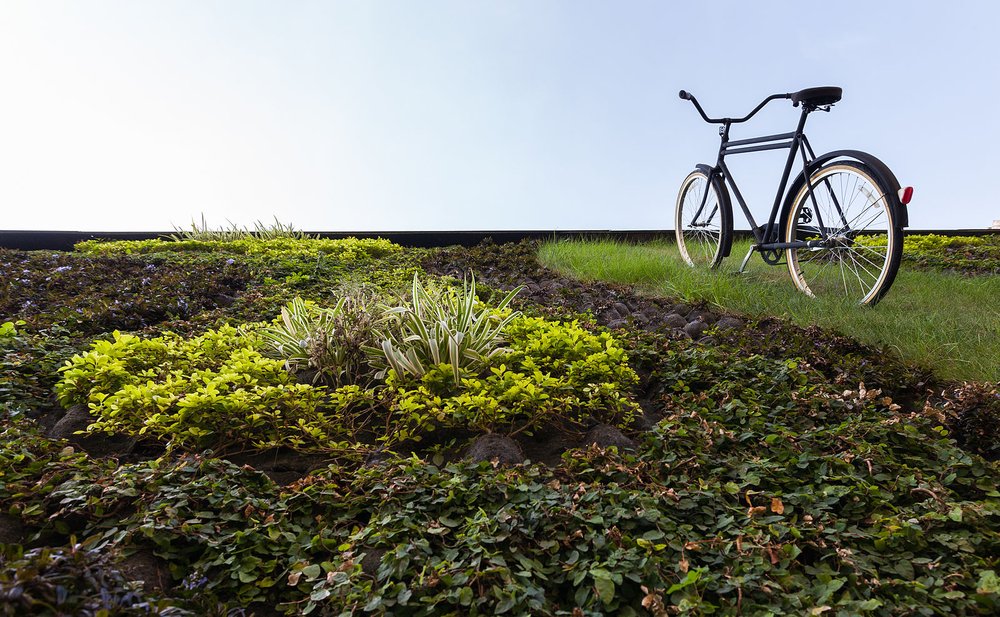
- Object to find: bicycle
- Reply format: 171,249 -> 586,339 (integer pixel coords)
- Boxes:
676,86 -> 913,305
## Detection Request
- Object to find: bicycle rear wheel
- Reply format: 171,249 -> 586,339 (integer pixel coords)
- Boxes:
675,169 -> 731,268
785,161 -> 903,305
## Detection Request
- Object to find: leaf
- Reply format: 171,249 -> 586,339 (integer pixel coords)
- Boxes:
895,560 -> 915,580
665,568 -> 703,595
591,568 -> 616,605
238,570 -> 257,583
495,595 -> 516,613
978,570 -> 1000,594
458,586 -> 474,606
816,578 -> 845,603
771,497 -> 785,514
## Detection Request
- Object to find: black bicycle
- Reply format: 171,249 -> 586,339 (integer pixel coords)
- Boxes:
676,86 -> 913,305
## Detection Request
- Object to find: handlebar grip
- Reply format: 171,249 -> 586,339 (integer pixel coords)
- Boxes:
678,90 -> 691,100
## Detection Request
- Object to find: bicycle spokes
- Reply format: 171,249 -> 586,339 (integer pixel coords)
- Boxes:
675,171 -> 730,268
787,163 -> 900,305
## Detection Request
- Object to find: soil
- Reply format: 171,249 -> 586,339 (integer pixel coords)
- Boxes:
465,434 -> 526,466
422,240 -> 734,340
118,549 -> 172,594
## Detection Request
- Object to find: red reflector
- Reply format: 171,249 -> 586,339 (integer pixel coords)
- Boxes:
898,186 -> 913,205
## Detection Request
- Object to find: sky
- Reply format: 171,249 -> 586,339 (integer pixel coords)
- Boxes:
1,1 -> 998,232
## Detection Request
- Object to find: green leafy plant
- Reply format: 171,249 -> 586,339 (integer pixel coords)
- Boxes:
856,233 -> 1000,275
54,325 -> 354,453
6,330 -> 1000,616
371,273 -> 523,386
259,293 -> 380,388
0,541 -> 166,616
386,315 -> 640,438
0,320 -> 24,340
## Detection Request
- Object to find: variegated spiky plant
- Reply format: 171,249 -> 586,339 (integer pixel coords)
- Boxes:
259,293 -> 378,387
368,273 -> 523,386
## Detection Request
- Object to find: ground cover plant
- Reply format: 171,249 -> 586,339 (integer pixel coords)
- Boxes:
1,234 -> 998,615
898,233 -> 1000,275
539,236 -> 1000,382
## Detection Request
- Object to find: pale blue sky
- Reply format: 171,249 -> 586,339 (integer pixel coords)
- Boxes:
1,1 -> 997,231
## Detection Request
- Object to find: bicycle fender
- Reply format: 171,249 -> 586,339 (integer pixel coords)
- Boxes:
778,150 -> 908,242
693,164 -> 735,257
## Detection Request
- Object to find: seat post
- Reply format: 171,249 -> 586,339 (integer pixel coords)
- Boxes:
760,107 -> 811,243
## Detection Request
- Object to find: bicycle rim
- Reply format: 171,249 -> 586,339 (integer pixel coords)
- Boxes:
785,162 -> 899,305
675,171 -> 725,268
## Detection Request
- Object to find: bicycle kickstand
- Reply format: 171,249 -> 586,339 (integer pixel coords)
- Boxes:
738,245 -> 756,274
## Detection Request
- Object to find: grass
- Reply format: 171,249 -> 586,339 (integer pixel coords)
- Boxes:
539,237 -> 1000,382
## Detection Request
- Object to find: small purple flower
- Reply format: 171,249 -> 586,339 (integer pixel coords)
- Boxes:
181,573 -> 210,590
53,265 -> 72,273
226,258 -> 236,265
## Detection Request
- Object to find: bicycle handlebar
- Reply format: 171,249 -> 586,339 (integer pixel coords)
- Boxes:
679,89 -> 793,124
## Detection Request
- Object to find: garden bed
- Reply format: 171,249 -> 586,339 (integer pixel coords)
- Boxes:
1,235 -> 998,615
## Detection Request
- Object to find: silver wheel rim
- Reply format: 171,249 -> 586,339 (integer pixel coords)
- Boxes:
675,172 -> 723,267
786,164 -> 894,304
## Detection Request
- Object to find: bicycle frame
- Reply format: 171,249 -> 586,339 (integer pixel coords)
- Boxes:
687,96 -> 851,259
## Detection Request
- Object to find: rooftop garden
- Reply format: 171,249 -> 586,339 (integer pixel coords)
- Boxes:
0,229 -> 997,615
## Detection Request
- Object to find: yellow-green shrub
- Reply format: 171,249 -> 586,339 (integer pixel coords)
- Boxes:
386,316 -> 639,440
55,306 -> 640,452
74,236 -> 402,261
55,325 -> 358,452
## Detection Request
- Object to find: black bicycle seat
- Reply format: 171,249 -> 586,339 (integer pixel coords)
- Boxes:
791,86 -> 842,108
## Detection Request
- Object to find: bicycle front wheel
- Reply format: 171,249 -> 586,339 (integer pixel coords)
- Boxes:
785,161 -> 903,305
675,169 -> 731,268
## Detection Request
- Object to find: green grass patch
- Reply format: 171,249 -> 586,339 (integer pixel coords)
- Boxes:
539,238 -> 1000,382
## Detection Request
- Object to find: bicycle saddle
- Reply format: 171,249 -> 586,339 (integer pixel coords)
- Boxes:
791,86 -> 842,108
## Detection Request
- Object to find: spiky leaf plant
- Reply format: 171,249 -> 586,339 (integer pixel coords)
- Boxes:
168,214 -> 315,242
259,293 -> 378,388
370,273 -> 523,386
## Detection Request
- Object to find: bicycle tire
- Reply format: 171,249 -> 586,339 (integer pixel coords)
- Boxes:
675,169 -> 732,268
784,160 -> 903,305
